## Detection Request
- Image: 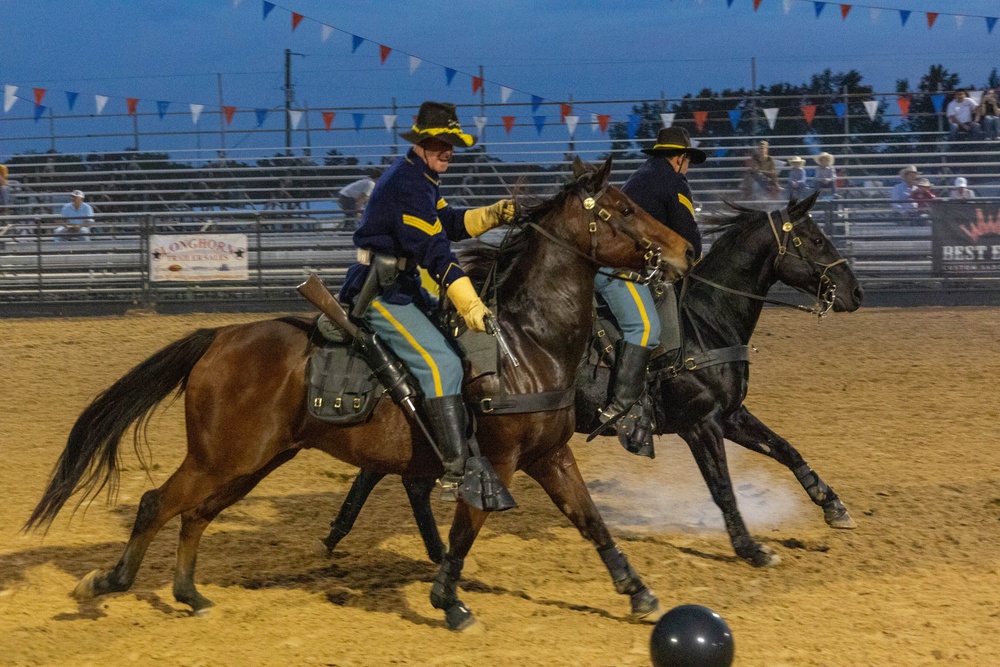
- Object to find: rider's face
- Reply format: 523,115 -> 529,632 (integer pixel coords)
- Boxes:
416,138 -> 455,173
669,154 -> 690,175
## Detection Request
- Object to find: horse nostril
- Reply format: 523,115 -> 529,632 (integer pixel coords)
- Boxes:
685,247 -> 696,265
854,285 -> 865,302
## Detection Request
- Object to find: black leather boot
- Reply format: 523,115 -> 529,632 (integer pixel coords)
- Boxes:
599,341 -> 652,424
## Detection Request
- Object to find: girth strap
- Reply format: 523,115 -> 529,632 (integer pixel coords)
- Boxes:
650,344 -> 751,380
469,387 -> 576,415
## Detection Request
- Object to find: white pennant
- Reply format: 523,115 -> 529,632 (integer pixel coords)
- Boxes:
232,0 -> 243,7
473,115 -> 488,133
190,104 -> 204,124
383,114 -> 397,132
660,113 -> 675,128
591,113 -> 600,133
782,0 -> 792,13
321,24 -> 334,42
968,90 -> 983,106
3,85 -> 17,112
763,107 -> 779,129
955,15 -> 965,29
565,115 -> 579,136
95,94 -> 108,114
870,8 -> 881,22
288,109 -> 303,130
864,99 -> 879,121
500,86 -> 512,104
409,56 -> 421,74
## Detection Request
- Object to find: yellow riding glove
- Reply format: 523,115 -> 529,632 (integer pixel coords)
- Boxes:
446,276 -> 491,333
463,199 -> 515,237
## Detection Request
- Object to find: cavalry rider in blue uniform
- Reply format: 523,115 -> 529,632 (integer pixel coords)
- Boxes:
595,126 -> 705,434
341,101 -> 515,505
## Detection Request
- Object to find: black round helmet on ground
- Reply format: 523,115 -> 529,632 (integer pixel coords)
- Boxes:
650,604 -> 734,667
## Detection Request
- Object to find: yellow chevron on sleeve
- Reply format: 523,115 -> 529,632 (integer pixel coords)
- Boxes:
436,198 -> 448,210
402,213 -> 443,236
678,193 -> 695,217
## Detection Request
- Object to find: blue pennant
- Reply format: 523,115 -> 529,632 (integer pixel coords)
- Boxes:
814,2 -> 825,18
533,115 -> 546,135
34,104 -> 46,122
726,0 -> 735,7
931,94 -> 946,114
65,91 -> 78,111
352,113 -> 364,131
899,10 -> 910,26
987,17 -> 998,34
263,1 -> 275,20
256,108 -> 269,127
157,101 -> 169,119
531,95 -> 542,113
627,114 -> 641,139
729,109 -> 742,130
716,147 -> 729,159
833,103 -> 847,119
351,35 -> 364,52
445,68 -> 456,86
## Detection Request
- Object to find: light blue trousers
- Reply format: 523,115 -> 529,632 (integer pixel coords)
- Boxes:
594,273 -> 661,349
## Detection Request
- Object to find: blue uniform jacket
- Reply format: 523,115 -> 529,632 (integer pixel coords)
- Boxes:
622,156 -> 701,257
340,149 -> 471,306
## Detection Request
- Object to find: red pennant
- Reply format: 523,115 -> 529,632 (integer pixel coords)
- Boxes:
33,88 -> 46,106
897,96 -> 911,117
291,12 -> 304,31
753,0 -> 763,10
472,76 -> 483,94
597,114 -> 611,133
379,45 -> 391,63
692,111 -> 708,133
502,116 -> 516,134
801,104 -> 817,125
560,103 -> 572,122
322,111 -> 335,130
126,98 -> 139,115
840,4 -> 851,20
926,12 -> 938,28
222,106 -> 236,125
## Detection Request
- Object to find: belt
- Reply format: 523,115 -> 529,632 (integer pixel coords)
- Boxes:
357,248 -> 411,270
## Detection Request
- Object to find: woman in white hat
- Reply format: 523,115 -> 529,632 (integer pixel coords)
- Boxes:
812,152 -> 838,198
786,156 -> 807,199
949,177 -> 976,200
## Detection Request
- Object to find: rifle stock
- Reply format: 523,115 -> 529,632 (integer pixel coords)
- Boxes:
297,274 -> 359,339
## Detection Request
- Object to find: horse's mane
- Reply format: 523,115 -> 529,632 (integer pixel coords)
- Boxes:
698,202 -> 767,256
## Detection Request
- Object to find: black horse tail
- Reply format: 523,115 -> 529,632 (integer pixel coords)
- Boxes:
24,328 -> 219,532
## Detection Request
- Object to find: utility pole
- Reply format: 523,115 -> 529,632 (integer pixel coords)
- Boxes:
217,73 -> 226,158
479,65 -> 486,150
391,97 -> 398,155
567,93 -> 574,155
285,49 -> 305,156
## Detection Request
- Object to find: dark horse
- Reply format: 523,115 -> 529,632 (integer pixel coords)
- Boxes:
319,191 -> 864,568
25,157 -> 693,631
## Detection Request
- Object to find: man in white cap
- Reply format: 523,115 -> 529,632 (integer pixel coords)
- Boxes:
55,190 -> 94,241
949,177 -> 975,200
890,166 -> 920,214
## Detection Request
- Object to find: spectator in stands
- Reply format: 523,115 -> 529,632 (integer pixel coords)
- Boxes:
741,140 -> 780,200
949,177 -> 976,200
812,152 -> 838,198
975,88 -> 1000,141
891,165 -> 920,213
786,156 -> 808,199
54,190 -> 94,242
946,89 -> 982,141
911,178 -> 936,214
338,169 -> 381,229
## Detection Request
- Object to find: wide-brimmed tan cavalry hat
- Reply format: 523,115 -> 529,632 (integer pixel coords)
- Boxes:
641,127 -> 708,164
787,156 -> 806,166
400,101 -> 477,148
899,165 -> 921,178
814,152 -> 835,166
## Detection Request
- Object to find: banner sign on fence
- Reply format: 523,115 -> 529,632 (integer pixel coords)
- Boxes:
932,201 -> 1000,277
150,234 -> 249,282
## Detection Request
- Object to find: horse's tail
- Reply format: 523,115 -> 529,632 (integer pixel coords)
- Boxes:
24,328 -> 219,532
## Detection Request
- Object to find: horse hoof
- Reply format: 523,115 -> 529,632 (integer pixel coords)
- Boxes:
72,570 -> 102,600
824,503 -> 857,529
747,545 -> 781,568
444,602 -> 477,632
313,539 -> 333,557
630,588 -> 662,622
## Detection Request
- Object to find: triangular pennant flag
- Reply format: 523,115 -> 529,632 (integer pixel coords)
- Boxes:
833,102 -> 847,119
931,94 -> 946,113
4,85 -> 18,112
502,115 -> 516,134
801,104 -> 817,125
533,115 -> 546,135
322,111 -> 335,129
753,0 -> 763,11
126,98 -> 139,115
814,2 -> 825,19
33,88 -> 46,106
500,86 -> 512,104
661,113 -> 675,128
233,0 -> 243,6
321,24 -> 333,42
289,109 -> 303,130
33,104 -> 46,122
351,35 -> 364,52
565,115 -> 579,136
190,103 -> 204,124
783,0 -> 793,13
95,94 -> 108,115
899,10 -> 910,27
291,12 -> 304,31
597,114 -> 611,133
560,103 -> 572,121
473,116 -> 487,133
840,4 -> 851,20
531,95 -> 543,113
627,114 -> 641,139
726,0 -> 735,6
954,15 -> 964,29
409,56 -> 421,74
255,108 -> 269,126
65,91 -> 78,110
987,17 -> 998,34
692,111 -> 708,133
383,114 -> 397,132
763,107 -> 779,129
728,109 -> 742,130
223,105 -> 236,125
472,77 -> 483,95
864,99 -> 879,120
156,100 -> 169,119
897,96 -> 910,117
445,68 -> 456,86
968,90 -> 983,106
870,8 -> 881,21
716,147 -> 729,159
263,1 -> 275,20
352,113 -> 364,131
926,12 -> 937,28
590,113 -> 599,132
379,45 -> 391,63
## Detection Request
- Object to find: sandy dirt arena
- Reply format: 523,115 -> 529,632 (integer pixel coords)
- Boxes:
1,306 -> 999,666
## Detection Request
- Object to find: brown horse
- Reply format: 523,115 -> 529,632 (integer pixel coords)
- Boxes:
26,156 -> 693,631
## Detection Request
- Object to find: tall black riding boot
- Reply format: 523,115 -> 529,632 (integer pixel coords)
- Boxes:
599,341 -> 653,424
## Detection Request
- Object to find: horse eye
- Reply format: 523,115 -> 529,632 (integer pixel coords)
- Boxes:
813,237 -> 824,247
621,205 -> 634,217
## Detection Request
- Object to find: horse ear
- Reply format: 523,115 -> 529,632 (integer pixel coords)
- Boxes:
796,190 -> 820,214
594,154 -> 614,187
571,155 -> 587,179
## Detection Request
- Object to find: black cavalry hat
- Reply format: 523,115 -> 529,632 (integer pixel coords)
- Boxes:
400,101 -> 477,148
642,126 -> 707,164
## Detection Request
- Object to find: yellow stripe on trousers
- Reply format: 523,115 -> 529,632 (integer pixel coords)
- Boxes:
624,281 -> 652,348
371,301 -> 444,396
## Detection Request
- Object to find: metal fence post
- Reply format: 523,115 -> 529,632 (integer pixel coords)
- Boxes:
140,213 -> 152,309
255,214 -> 264,295
35,217 -> 42,297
